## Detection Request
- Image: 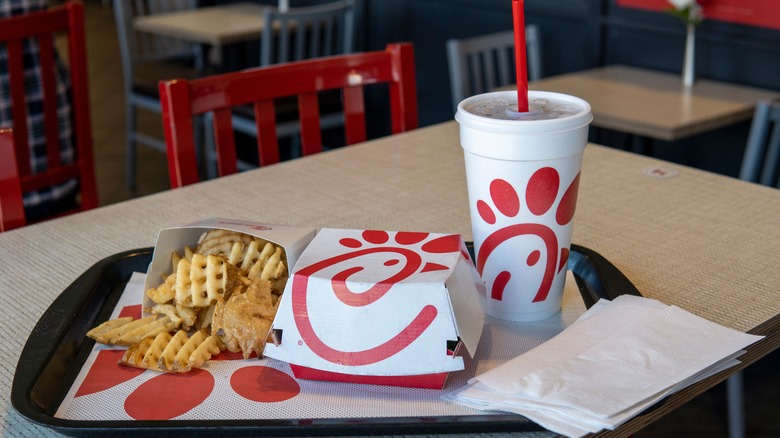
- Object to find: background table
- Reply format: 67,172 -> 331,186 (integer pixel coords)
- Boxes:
529,65 -> 779,142
3,122 -> 779,437
133,2 -> 267,66
133,2 -> 267,46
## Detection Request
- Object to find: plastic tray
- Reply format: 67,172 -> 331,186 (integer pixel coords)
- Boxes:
12,244 -> 640,436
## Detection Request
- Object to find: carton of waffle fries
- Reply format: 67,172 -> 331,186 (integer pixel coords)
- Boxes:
264,228 -> 487,389
140,218 -> 318,361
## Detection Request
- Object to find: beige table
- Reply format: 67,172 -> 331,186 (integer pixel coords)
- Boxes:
3,122 -> 779,437
529,65 -> 779,142
133,2 -> 268,66
133,2 -> 267,46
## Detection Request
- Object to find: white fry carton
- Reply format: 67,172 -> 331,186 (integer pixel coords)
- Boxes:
142,218 -> 317,311
264,228 -> 487,389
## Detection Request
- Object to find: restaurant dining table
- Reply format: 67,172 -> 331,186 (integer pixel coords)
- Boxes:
526,65 -> 780,152
133,2 -> 267,65
3,121 -> 780,437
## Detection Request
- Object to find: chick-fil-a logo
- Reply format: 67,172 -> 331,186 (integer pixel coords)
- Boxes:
291,230 -> 461,366
475,168 -> 579,303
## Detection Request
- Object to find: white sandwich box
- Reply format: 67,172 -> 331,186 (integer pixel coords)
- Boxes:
264,228 -> 487,389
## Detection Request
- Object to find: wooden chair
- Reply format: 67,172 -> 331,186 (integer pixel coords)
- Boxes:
210,0 -> 357,178
113,0 -> 204,190
0,129 -> 25,232
160,42 -> 418,189
446,26 -> 543,111
0,1 -> 98,224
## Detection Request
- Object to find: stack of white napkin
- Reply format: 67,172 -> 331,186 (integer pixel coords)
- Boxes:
444,295 -> 763,437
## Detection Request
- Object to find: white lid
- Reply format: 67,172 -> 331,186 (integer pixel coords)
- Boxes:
455,90 -> 592,134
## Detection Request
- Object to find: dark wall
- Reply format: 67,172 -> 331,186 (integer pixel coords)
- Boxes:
354,0 -> 780,176
213,0 -> 780,176
361,0 -> 601,126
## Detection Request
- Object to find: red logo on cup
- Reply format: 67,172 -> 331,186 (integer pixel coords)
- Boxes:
475,168 -> 580,303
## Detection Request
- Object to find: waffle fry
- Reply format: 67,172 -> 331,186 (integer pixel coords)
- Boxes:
148,303 -> 185,328
175,253 -> 241,308
88,315 -> 175,346
115,316 -> 175,346
260,247 -> 286,282
196,230 -> 254,257
86,316 -> 134,340
120,330 -> 225,373
174,330 -> 224,371
242,240 -> 274,274
120,337 -> 157,370
142,331 -> 172,370
146,273 -> 176,304
158,330 -> 189,371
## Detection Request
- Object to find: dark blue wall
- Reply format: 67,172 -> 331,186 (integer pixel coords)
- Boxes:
212,0 -> 780,176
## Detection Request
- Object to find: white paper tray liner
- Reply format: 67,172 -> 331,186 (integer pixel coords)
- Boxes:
56,272 -> 586,421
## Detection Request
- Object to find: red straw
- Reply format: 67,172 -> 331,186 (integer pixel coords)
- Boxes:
512,0 -> 529,112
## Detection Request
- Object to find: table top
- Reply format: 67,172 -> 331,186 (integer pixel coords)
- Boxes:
133,2 -> 267,46
3,122 -> 779,437
529,65 -> 780,141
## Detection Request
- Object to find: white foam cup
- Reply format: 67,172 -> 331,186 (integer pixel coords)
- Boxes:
456,90 -> 592,321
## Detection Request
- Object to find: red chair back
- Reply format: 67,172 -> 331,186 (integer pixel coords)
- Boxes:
160,43 -> 418,188
0,129 -> 26,232
0,1 -> 98,221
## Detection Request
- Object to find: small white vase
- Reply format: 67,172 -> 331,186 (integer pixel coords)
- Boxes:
682,24 -> 695,89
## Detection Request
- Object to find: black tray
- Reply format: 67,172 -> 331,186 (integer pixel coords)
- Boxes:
12,244 -> 640,437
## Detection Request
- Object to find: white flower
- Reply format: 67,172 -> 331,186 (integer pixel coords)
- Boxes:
668,0 -> 695,10
667,0 -> 703,24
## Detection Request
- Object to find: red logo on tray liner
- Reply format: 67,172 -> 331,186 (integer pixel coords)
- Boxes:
76,307 -> 302,418
231,366 -> 300,402
75,350 -> 145,397
125,369 -> 214,420
476,169 -> 579,303
291,231 -> 460,366
118,304 -> 142,319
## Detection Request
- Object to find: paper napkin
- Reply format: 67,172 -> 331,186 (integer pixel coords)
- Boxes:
444,295 -> 763,437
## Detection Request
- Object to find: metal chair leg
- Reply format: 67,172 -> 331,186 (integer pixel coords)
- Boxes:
727,372 -> 745,438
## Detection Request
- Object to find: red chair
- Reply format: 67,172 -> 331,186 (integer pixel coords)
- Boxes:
0,129 -> 25,232
0,1 -> 98,226
159,42 -> 418,188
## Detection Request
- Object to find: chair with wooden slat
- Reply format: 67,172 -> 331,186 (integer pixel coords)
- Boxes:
160,42 -> 418,188
0,1 -> 98,227
446,26 -> 543,111
113,0 -> 204,190
0,129 -> 25,232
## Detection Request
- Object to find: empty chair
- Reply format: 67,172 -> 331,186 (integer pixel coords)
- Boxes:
113,0 -> 204,190
740,100 -> 780,187
212,0 -> 357,177
261,0 -> 355,66
160,43 -> 418,188
0,1 -> 98,227
0,129 -> 25,232
725,99 -> 780,438
446,26 -> 543,110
